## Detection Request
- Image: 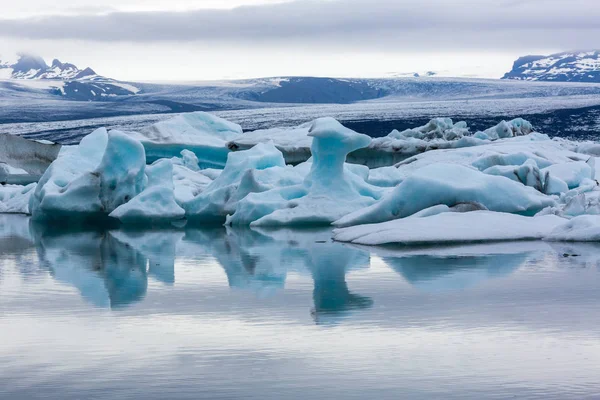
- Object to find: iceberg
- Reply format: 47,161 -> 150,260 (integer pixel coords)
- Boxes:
226,118 -> 382,226
30,128 -> 147,221
334,163 -> 556,228
131,112 -> 243,168
110,159 -> 185,225
184,141 -> 298,223
0,183 -> 36,214
333,211 -> 566,246
545,215 -> 600,242
228,122 -> 313,165
0,133 -> 61,176
475,118 -> 534,140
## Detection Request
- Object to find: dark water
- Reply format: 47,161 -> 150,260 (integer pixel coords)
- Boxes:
2,215 -> 600,399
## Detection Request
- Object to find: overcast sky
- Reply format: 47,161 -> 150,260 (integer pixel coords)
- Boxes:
0,0 -> 596,81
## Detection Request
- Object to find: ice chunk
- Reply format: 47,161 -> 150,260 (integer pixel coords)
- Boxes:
388,118 -> 470,141
0,183 -> 36,214
546,215 -> 600,241
333,211 -> 566,246
97,130 -> 146,212
180,149 -> 201,172
541,161 -> 594,189
30,129 -> 147,220
366,166 -> 405,187
544,174 -> 570,195
473,152 -> 553,171
184,142 -> 294,223
131,112 -> 242,168
478,118 -> 534,140
483,159 -> 545,192
228,122 -> 314,165
110,159 -> 185,224
0,133 -> 61,175
227,118 -> 381,226
334,163 -> 556,228
172,163 -> 213,204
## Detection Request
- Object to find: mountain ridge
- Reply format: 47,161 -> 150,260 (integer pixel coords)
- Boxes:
502,51 -> 600,82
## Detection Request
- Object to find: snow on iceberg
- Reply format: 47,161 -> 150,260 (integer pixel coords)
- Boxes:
226,118 -> 382,226
333,211 -> 566,246
334,163 -> 556,228
131,112 -> 243,168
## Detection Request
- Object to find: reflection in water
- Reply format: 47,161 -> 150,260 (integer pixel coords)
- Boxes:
4,216 -> 600,400
0,216 -> 561,313
3,217 -> 375,318
370,242 -> 549,292
31,223 -> 149,308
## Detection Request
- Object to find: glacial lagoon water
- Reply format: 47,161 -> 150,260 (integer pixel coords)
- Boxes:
1,214 -> 600,399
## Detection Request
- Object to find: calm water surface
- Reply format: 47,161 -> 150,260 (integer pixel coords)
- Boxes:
1,214 -> 600,399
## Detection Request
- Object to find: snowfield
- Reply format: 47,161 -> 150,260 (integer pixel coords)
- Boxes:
3,110 -> 600,244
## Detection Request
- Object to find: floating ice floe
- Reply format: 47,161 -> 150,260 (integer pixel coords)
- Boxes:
184,141 -> 299,223
545,215 -> 600,241
333,211 -> 566,245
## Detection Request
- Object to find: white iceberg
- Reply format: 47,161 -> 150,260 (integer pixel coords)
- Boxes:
228,122 -> 313,165
0,133 -> 61,176
545,215 -> 600,242
333,211 -> 566,246
0,183 -> 36,214
131,112 -> 243,168
541,160 -> 595,189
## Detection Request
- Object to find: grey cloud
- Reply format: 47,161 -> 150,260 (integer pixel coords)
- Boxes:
0,0 -> 598,51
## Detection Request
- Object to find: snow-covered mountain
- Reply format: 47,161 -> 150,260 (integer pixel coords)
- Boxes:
0,53 -> 140,100
502,51 -> 600,82
0,53 -> 98,80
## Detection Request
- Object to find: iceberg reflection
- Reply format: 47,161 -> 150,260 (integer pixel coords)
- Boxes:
2,216 -> 557,317
373,242 -> 550,292
31,223 -> 149,309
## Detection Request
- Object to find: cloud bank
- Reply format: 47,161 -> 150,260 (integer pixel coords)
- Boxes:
0,0 -> 597,51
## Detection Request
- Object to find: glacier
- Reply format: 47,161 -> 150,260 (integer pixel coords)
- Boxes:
4,110 -> 600,243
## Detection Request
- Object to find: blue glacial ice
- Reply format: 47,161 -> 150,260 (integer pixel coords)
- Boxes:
4,110 -> 600,242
